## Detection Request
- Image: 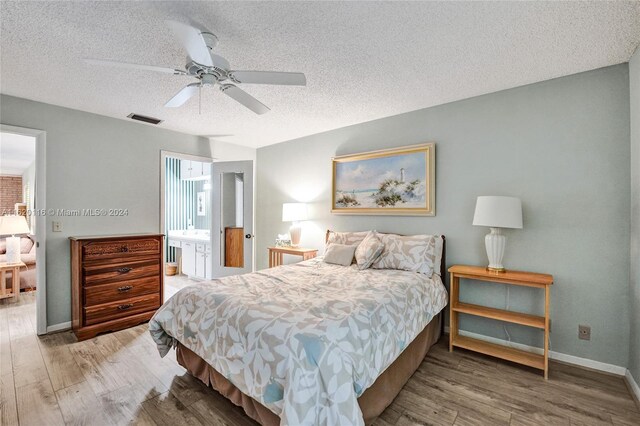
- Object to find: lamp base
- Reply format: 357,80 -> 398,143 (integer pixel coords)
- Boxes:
289,223 -> 302,247
5,236 -> 22,264
485,227 -> 506,272
486,266 -> 506,273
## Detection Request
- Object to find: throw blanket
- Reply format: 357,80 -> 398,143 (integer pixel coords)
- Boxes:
149,258 -> 447,425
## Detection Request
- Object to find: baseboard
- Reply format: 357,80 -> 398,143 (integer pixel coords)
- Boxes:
625,369 -> 640,409
46,321 -> 71,333
444,326 -> 627,376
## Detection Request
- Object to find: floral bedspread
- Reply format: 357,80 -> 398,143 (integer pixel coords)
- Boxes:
149,258 -> 447,426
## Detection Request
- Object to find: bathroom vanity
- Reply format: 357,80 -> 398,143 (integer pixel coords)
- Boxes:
168,230 -> 212,280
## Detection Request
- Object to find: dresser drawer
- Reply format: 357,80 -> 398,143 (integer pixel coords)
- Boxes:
82,238 -> 160,260
83,258 -> 160,286
84,276 -> 160,306
84,294 -> 160,326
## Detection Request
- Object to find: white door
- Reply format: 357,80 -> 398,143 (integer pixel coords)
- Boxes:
211,160 -> 253,278
204,244 -> 212,279
182,242 -> 196,276
191,161 -> 203,179
180,160 -> 192,180
195,251 -> 206,279
201,162 -> 212,178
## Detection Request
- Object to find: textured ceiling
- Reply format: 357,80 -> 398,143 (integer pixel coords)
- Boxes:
0,132 -> 35,175
1,1 -> 639,148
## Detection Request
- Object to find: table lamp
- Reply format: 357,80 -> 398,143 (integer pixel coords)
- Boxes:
282,203 -> 308,247
0,215 -> 31,264
472,196 -> 523,272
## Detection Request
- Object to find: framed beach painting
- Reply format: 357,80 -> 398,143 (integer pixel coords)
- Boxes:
332,143 -> 435,216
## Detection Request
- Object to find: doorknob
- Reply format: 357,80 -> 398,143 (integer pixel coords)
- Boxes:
245,234 -> 254,239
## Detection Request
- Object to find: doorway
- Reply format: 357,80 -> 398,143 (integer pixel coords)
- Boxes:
160,151 -> 254,300
161,152 -> 213,300
0,125 -> 46,335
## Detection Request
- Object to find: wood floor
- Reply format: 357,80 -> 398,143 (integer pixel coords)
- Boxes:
1,292 -> 638,426
164,274 -> 198,302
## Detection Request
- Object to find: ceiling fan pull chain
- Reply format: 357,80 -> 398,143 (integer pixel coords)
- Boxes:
199,84 -> 202,115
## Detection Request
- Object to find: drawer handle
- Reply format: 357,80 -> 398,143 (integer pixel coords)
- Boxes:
117,303 -> 133,311
117,285 -> 133,293
120,246 -> 129,252
117,267 -> 132,274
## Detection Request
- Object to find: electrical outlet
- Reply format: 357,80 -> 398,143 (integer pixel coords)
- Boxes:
52,221 -> 62,232
578,324 -> 591,341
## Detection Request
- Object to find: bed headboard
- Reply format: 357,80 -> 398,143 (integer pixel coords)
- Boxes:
325,230 -> 446,276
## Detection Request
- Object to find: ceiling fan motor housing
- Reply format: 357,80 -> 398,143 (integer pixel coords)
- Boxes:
201,32 -> 219,50
201,74 -> 218,85
186,60 -> 227,82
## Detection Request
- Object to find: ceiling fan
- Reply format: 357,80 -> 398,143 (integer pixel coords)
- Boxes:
86,20 -> 306,115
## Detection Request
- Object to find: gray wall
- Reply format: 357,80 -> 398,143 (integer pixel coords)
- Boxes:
0,94 -> 213,326
256,64 -> 631,367
629,48 -> 640,382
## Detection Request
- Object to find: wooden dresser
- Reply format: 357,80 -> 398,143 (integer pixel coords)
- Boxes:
70,234 -> 164,341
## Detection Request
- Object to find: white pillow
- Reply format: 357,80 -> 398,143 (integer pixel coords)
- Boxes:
325,231 -> 369,250
371,233 -> 439,276
354,231 -> 385,270
323,243 -> 357,266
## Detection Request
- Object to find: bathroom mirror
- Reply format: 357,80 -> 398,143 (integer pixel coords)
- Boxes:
221,172 -> 245,268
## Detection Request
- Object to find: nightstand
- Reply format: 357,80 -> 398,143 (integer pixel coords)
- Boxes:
448,265 -> 554,379
0,262 -> 25,302
268,247 -> 318,268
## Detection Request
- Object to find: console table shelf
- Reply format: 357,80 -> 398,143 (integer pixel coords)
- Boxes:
448,265 -> 553,379
451,335 -> 545,370
452,302 -> 546,329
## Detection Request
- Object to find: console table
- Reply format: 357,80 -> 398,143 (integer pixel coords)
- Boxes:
448,265 -> 553,379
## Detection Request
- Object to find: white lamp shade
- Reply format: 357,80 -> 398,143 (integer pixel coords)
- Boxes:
282,203 -> 308,222
472,196 -> 523,229
0,215 -> 30,236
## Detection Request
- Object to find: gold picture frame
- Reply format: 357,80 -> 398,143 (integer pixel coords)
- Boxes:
331,143 -> 435,216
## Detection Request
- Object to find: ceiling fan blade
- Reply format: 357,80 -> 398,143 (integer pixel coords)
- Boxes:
210,54 -> 230,70
166,20 -> 213,67
220,85 -> 270,115
85,58 -> 185,75
229,71 -> 306,86
165,83 -> 200,107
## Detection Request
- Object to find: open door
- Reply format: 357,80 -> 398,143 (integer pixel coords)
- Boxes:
211,160 -> 253,277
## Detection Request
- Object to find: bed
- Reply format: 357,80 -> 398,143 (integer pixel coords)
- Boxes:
150,233 -> 447,426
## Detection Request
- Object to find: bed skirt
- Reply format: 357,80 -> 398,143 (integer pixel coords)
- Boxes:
176,313 -> 442,425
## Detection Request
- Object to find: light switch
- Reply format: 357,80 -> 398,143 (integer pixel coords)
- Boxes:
52,221 -> 62,232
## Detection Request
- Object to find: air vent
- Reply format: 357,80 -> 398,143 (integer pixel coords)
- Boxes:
127,113 -> 163,125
